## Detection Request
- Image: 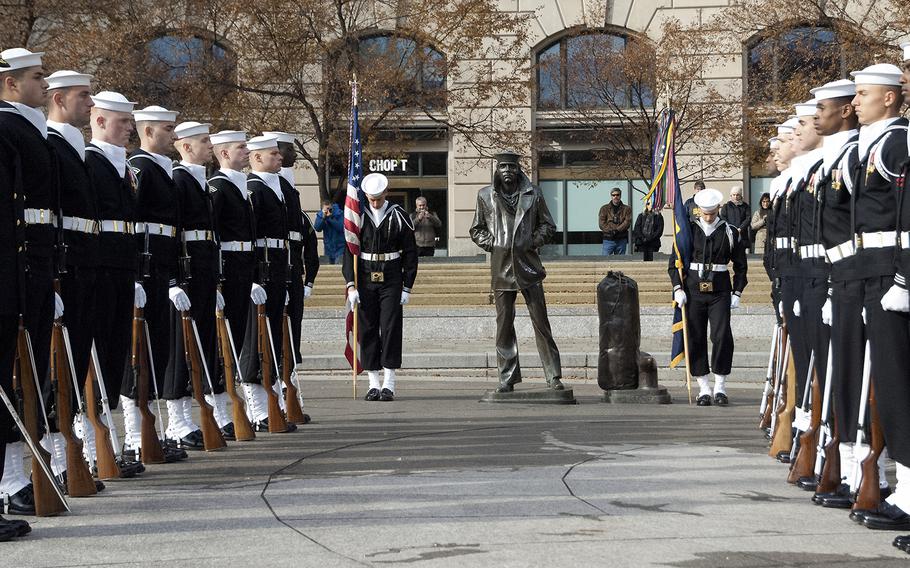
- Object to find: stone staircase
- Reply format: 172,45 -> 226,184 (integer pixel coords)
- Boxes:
306,257 -> 771,308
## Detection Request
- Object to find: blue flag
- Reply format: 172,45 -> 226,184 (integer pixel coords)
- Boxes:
664,112 -> 692,369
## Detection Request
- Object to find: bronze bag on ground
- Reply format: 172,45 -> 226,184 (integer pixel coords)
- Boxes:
596,271 -> 640,390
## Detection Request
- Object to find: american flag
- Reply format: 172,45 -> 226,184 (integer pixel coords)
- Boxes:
344,83 -> 365,373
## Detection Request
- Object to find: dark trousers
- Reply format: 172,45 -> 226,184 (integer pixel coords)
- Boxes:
781,277 -> 811,397
164,262 -> 219,399
287,261 -> 304,362
92,267 -> 135,409
831,279 -> 865,443
221,253 -> 255,376
358,278 -> 404,371
239,249 -> 286,385
60,265 -> 97,406
494,283 -> 562,385
863,275 -> 910,464
801,277 -> 830,389
685,285 -> 733,377
0,315 -> 18,445
122,263 -> 170,399
24,257 -> 54,423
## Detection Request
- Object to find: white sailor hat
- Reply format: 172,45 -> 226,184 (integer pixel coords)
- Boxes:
769,137 -> 780,149
902,42 -> 910,63
361,173 -> 389,197
46,70 -> 93,90
693,188 -> 723,212
174,121 -> 212,139
210,130 -> 247,145
262,131 -> 295,144
794,99 -> 818,117
91,91 -> 136,113
776,117 -> 799,134
850,63 -> 903,87
0,48 -> 44,72
810,79 -> 856,101
247,134 -> 278,151
133,105 -> 178,122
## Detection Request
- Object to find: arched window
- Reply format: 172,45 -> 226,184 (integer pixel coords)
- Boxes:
746,26 -> 851,104
536,31 -> 653,110
357,34 -> 446,109
144,34 -> 236,109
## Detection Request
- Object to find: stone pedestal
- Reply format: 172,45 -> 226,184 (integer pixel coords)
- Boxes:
480,387 -> 577,404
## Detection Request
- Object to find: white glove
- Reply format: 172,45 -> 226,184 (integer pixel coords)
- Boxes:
346,288 -> 360,311
168,287 -> 191,312
400,291 -> 410,305
134,282 -> 147,309
793,299 -> 801,317
303,285 -> 312,300
821,298 -> 833,326
250,283 -> 267,306
285,291 -> 290,306
730,293 -> 741,310
673,289 -> 686,306
881,284 -> 910,313
216,290 -> 225,311
54,292 -> 64,319
778,301 -> 783,315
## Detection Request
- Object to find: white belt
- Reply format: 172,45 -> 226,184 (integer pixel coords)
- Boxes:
135,222 -> 177,238
255,238 -> 286,249
288,231 -> 303,242
775,237 -> 792,248
826,240 -> 855,263
361,251 -> 401,262
24,208 -> 56,225
99,220 -> 134,234
856,231 -> 897,249
182,229 -> 214,242
799,244 -> 825,259
902,232 -> 910,250
689,262 -> 728,272
221,241 -> 253,252
61,216 -> 98,234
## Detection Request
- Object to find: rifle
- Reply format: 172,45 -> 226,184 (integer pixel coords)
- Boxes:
768,335 -> 797,458
181,312 -> 226,451
131,308 -> 165,464
807,339 -> 836,489
789,350 -> 816,462
853,344 -> 883,513
280,311 -> 306,424
50,309 -> 96,497
759,324 -> 782,430
14,321 -> 68,515
769,328 -> 790,436
257,304 -> 289,433
851,334 -> 873,491
788,355 -> 822,484
215,306 -> 255,441
86,343 -> 120,480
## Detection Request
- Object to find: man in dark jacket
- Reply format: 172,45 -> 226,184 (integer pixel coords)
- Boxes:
469,151 -> 563,393
598,188 -> 632,255
720,187 -> 751,252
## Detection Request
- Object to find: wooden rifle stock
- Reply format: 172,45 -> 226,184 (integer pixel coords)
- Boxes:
788,364 -> 822,483
759,325 -> 780,430
50,319 -> 96,497
181,313 -> 226,451
215,309 -> 255,441
15,323 -> 66,516
853,382 -> 884,512
84,362 -> 120,480
816,409 -> 841,495
280,312 -> 306,424
769,338 -> 796,457
131,308 -> 165,464
257,305 -> 288,433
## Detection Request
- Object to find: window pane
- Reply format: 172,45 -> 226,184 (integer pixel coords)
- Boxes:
536,42 -> 561,109
567,180 -> 624,232
566,33 -> 627,109
421,152 -> 447,175
539,180 -> 564,231
538,151 -> 563,168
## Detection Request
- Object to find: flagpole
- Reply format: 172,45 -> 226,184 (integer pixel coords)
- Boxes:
350,72 -> 359,400
677,266 -> 693,405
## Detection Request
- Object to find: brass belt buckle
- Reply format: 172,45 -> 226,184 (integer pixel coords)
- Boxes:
699,281 -> 714,293
370,272 -> 384,283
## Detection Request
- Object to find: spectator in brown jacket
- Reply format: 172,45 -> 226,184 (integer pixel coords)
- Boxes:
410,196 -> 442,257
599,188 -> 632,255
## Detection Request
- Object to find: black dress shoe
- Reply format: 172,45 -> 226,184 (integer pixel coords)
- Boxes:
0,515 -> 30,537
120,449 -> 149,471
713,393 -> 729,406
893,535 -> 910,549
0,525 -> 17,542
221,422 -> 236,440
775,450 -> 791,464
863,502 -> 910,530
4,486 -> 36,515
548,378 -> 565,391
364,388 -> 380,401
253,418 -> 297,433
496,383 -> 514,393
379,388 -> 394,402
179,430 -> 205,451
696,394 -> 711,406
797,476 -> 818,491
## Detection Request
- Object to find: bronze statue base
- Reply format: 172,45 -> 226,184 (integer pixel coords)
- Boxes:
480,387 -> 576,404
601,386 -> 672,405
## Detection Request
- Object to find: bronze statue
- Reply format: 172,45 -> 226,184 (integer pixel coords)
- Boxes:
469,151 -> 563,393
